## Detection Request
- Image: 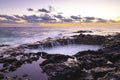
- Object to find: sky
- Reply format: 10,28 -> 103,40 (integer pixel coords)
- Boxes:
0,0 -> 120,27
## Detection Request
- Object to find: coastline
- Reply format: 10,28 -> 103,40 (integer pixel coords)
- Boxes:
0,31 -> 120,80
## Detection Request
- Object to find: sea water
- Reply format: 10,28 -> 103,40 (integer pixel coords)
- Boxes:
0,26 -> 120,45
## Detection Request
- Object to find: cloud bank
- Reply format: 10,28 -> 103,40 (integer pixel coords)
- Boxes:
0,6 -> 117,27
0,14 -> 116,24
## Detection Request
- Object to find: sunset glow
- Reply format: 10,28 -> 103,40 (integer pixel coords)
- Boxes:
0,0 -> 120,27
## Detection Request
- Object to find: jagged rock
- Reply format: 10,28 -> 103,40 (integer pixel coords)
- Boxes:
103,33 -> 120,52
74,50 -> 104,57
36,52 -> 48,57
115,60 -> 120,70
103,33 -> 120,62
91,67 -> 116,79
40,54 -> 72,66
74,50 -> 107,69
98,72 -> 120,80
0,44 -> 9,47
0,56 -> 17,63
0,72 -> 4,79
40,56 -> 81,80
74,34 -> 106,45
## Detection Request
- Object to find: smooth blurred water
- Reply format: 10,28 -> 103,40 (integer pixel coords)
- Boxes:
0,27 -> 71,44
25,44 -> 101,55
0,26 -> 120,45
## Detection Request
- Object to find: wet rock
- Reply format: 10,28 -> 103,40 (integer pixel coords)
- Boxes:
40,54 -> 72,66
74,34 -> 106,45
23,74 -> 28,77
103,33 -> 120,62
98,72 -> 120,80
74,49 -> 104,57
36,52 -> 48,57
5,76 -> 13,80
0,56 -> 17,63
12,61 -> 23,68
20,55 -> 29,62
0,44 -> 9,47
103,33 -> 120,52
0,72 -> 4,79
40,57 -> 81,80
114,60 -> 120,70
91,67 -> 116,79
74,50 -> 107,69
24,43 -> 40,49
9,65 -> 17,71
78,70 -> 94,80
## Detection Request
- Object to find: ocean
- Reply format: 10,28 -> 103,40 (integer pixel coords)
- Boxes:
0,26 -> 120,45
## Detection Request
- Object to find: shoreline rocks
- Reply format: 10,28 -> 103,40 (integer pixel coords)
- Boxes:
39,33 -> 120,80
0,33 -> 120,80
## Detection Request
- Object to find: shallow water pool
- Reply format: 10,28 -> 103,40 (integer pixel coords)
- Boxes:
26,44 -> 102,55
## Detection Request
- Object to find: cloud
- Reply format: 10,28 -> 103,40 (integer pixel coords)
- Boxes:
96,18 -> 107,23
27,8 -> 34,11
40,14 -> 56,23
84,17 -> 95,20
108,20 -> 116,23
14,15 -> 24,19
0,15 -> 19,21
70,15 -> 81,20
0,13 -> 117,25
82,17 -> 95,22
61,18 -> 73,22
15,14 -> 56,23
0,15 -> 20,24
54,14 -> 64,19
22,15 -> 40,23
38,8 -> 50,13
0,20 -> 17,24
48,6 -> 55,12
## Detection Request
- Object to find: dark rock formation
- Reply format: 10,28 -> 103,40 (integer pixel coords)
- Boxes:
74,30 -> 93,33
39,33 -> 120,80
0,44 -> 9,47
73,34 -> 106,45
91,67 -> 116,79
98,72 -> 120,80
0,72 -> 4,79
0,33 -> 120,80
103,33 -> 120,63
40,54 -> 81,80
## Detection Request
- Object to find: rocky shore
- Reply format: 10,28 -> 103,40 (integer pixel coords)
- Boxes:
0,31 -> 120,80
